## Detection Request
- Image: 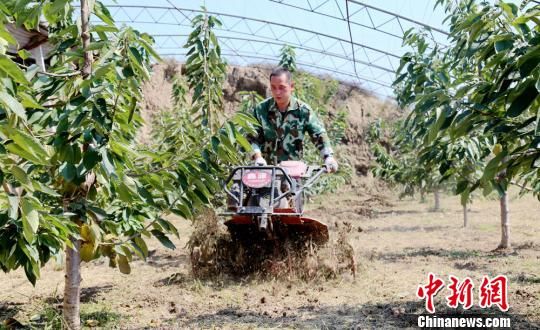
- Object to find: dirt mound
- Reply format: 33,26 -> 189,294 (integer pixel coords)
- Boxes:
223,66 -> 269,105
187,209 -> 357,281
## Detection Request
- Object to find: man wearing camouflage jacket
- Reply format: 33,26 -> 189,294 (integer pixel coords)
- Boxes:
248,67 -> 338,172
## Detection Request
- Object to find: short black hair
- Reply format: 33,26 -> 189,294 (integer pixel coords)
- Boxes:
269,67 -> 292,82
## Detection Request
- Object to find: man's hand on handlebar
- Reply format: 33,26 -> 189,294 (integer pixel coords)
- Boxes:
324,156 -> 338,173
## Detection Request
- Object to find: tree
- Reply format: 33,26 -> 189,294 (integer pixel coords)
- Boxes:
393,0 -> 540,248
0,2 -> 255,329
278,45 -> 297,72
418,134 -> 493,225
368,118 -> 449,211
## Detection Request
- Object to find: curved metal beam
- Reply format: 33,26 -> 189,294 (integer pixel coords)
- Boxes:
153,34 -> 394,74
268,0 -> 411,42
347,0 -> 449,36
269,0 -> 448,48
105,4 -> 401,60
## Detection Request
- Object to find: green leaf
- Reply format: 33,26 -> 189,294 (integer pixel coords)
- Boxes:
24,64 -> 40,81
127,97 -> 136,123
517,45 -> 540,77
192,188 -> 209,204
536,107 -> 540,136
85,41 -> 107,51
494,39 -> 513,53
133,237 -> 148,259
117,254 -> 131,274
456,180 -> 468,194
492,181 -> 507,198
234,129 -> 252,151
0,91 -> 26,119
117,182 -> 134,203
17,49 -> 32,60
92,25 -> 119,33
8,195 -> 19,219
501,2 -> 518,18
151,230 -> 176,250
21,198 -> 39,242
206,136 -> 218,152
5,143 -> 44,165
11,165 -> 30,185
4,128 -> 49,164
127,47 -> 148,79
20,92 -> 44,109
100,149 -> 116,177
138,35 -> 161,61
482,151 -> 506,182
60,163 -> 77,182
171,203 -> 192,219
157,218 -> 179,237
33,181 -> 60,197
18,240 -> 39,285
0,54 -> 28,85
94,1 -> 115,26
83,149 -> 100,170
0,26 -> 17,45
136,185 -> 155,206
427,108 -> 444,144
193,179 -> 212,199
507,81 -> 539,117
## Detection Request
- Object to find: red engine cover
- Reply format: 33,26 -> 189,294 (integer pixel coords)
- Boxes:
242,170 -> 272,188
279,161 -> 307,178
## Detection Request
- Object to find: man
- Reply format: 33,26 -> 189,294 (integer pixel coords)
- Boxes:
248,67 -> 339,172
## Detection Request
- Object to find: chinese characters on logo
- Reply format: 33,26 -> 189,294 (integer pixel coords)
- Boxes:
417,273 -> 509,313
416,273 -> 445,313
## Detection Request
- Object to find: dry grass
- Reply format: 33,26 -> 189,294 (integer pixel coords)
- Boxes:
186,207 -> 357,282
1,184 -> 539,329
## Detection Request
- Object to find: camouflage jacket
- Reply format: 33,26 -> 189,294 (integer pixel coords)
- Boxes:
248,96 -> 332,163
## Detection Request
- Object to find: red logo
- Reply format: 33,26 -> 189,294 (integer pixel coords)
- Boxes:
446,276 -> 474,309
417,273 -> 445,313
417,274 -> 509,313
242,170 -> 272,188
479,275 -> 509,312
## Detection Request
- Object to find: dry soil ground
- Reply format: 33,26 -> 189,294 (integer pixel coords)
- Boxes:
1,185 -> 539,329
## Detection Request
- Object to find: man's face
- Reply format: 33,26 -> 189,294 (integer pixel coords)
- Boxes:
270,73 -> 294,109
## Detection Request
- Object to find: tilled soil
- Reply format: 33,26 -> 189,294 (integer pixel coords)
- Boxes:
1,186 -> 539,329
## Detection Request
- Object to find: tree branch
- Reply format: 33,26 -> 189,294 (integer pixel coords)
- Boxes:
16,63 -> 80,78
2,182 -> 12,195
100,197 -> 181,246
510,180 -> 534,192
127,135 -> 212,177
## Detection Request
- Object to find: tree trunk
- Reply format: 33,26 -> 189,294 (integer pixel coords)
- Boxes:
80,0 -> 93,78
498,192 -> 510,249
62,1 -> 91,328
463,203 -> 468,228
63,239 -> 81,330
433,190 -> 441,211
